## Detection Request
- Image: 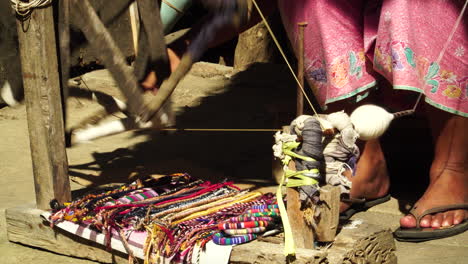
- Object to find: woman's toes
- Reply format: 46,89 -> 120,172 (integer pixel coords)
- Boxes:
400,215 -> 416,228
442,211 -> 454,227
453,210 -> 467,225
430,213 -> 445,228
419,215 -> 433,228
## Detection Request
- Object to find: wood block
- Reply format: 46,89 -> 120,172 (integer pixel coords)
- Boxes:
6,204 -> 128,264
5,204 -> 396,264
315,185 -> 341,242
287,186 -> 315,249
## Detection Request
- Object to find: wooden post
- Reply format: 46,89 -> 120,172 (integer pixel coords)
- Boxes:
296,22 -> 307,117
283,126 -> 315,249
315,185 -> 340,242
16,6 -> 71,209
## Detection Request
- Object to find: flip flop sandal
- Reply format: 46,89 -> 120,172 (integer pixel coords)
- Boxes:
339,194 -> 391,221
394,204 -> 468,242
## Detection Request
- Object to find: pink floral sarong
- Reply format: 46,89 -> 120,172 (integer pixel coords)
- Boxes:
277,0 -> 468,117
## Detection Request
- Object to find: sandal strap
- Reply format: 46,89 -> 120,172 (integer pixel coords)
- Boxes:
341,197 -> 366,204
410,204 -> 468,228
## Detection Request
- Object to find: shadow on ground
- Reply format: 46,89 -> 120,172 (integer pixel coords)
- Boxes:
67,62 -> 435,213
68,63 -> 297,191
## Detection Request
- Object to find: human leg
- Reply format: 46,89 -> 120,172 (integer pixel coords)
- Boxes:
325,92 -> 391,214
399,106 -> 467,229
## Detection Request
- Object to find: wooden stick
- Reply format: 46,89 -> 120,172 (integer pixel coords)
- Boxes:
129,2 -> 140,56
16,5 -> 71,209
137,0 -> 171,83
296,22 -> 307,117
70,0 -> 146,119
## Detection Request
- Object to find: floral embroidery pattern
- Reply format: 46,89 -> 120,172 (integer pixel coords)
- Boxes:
327,50 -> 366,88
349,51 -> 364,78
384,11 -> 391,23
404,47 -> 416,68
305,58 -> 328,93
442,85 -> 462,98
391,49 -> 404,71
424,62 -> 440,93
374,47 -> 393,73
454,46 -> 465,57
374,40 -> 467,99
309,68 -> 327,83
329,56 -> 349,88
440,70 -> 457,83
416,56 -> 430,80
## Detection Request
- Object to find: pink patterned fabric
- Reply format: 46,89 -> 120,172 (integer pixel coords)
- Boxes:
277,0 -> 468,116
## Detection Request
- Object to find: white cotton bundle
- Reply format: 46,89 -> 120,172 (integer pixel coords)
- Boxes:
326,111 -> 352,131
350,104 -> 394,141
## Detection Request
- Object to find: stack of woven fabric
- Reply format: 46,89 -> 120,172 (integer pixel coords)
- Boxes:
48,173 -> 280,263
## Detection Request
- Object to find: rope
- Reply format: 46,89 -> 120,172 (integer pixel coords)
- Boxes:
411,0 -> 467,112
160,128 -> 281,132
251,0 -> 324,130
10,0 -> 53,17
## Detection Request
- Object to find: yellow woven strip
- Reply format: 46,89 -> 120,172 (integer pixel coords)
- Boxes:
171,191 -> 262,225
276,170 -> 296,256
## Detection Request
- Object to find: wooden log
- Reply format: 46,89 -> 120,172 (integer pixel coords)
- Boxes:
315,185 -> 340,242
283,126 -> 315,249
16,5 -> 71,209
286,175 -> 315,249
6,205 -> 397,264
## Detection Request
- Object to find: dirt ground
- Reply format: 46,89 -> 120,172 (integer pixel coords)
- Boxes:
1,62 -> 467,264
0,62 -> 296,263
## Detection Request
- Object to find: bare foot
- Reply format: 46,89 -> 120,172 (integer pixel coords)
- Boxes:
140,48 -> 181,92
399,169 -> 467,228
400,112 -> 468,229
340,139 -> 390,212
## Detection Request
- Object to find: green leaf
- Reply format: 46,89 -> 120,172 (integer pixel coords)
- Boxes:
404,47 -> 416,68
349,52 -> 357,74
427,79 -> 439,93
425,62 -> 440,80
356,66 -> 362,79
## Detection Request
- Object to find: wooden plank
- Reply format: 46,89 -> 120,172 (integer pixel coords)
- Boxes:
6,204 -> 128,264
315,185 -> 340,242
16,5 -> 71,209
6,205 -> 397,264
